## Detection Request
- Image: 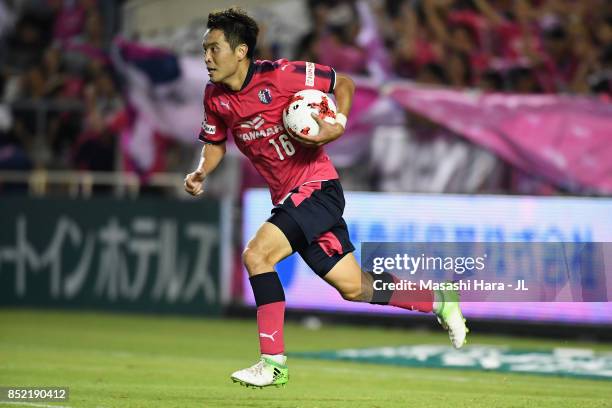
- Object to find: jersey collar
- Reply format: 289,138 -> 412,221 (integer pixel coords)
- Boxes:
239,60 -> 256,91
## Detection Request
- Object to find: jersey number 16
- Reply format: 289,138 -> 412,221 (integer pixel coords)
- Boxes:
269,134 -> 296,161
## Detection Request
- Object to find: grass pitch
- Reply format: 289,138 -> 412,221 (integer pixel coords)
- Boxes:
1,309 -> 611,408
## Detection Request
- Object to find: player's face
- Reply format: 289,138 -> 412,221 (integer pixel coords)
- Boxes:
202,29 -> 240,84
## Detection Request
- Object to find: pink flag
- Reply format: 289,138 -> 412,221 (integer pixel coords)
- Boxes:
325,78 -> 401,166
388,83 -> 612,194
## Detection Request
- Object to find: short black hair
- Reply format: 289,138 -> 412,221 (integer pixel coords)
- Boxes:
207,7 -> 259,59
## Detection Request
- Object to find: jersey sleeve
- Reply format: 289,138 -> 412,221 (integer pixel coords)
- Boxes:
198,88 -> 227,144
278,60 -> 336,95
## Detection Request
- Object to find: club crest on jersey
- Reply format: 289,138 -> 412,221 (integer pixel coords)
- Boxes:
258,88 -> 273,104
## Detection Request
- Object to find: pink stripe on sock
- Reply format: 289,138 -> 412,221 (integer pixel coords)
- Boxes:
257,301 -> 285,355
389,276 -> 433,313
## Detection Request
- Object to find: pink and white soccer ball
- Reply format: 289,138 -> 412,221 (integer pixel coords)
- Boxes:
282,89 -> 337,141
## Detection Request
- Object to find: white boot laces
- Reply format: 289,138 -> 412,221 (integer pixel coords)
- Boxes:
246,359 -> 266,377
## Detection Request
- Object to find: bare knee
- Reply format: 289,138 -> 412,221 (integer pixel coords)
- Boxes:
339,285 -> 364,302
242,246 -> 274,275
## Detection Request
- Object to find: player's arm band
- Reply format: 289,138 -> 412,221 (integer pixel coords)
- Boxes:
198,134 -> 227,145
328,68 -> 336,93
336,113 -> 347,129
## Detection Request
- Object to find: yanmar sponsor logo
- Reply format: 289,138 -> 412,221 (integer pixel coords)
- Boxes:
237,124 -> 284,142
239,115 -> 265,130
305,62 -> 315,86
203,123 -> 216,134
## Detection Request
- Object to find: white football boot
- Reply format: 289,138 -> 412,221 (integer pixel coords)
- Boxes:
434,288 -> 469,349
231,354 -> 288,388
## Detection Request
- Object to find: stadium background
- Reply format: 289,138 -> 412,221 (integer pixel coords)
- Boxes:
1,0 -> 612,407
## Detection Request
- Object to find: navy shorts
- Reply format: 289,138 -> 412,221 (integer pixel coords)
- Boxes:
268,179 -> 355,277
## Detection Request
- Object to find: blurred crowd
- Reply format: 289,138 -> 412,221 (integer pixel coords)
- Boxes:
253,0 -> 612,195
0,0 -> 121,173
278,0 -> 612,94
1,0 -> 610,195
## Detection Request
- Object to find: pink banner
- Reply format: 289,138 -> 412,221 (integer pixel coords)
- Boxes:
112,40 -> 208,175
388,83 -> 612,194
323,78 -> 387,166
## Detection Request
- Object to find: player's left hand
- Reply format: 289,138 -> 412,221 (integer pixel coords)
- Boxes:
294,113 -> 345,147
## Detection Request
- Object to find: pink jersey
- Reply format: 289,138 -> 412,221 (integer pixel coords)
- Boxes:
199,59 -> 339,204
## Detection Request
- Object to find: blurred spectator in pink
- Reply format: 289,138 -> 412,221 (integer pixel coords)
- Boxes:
314,0 -> 369,75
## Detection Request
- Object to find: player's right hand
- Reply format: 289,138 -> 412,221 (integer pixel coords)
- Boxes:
184,169 -> 206,196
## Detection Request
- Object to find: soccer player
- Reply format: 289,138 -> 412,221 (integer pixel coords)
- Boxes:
184,7 -> 468,388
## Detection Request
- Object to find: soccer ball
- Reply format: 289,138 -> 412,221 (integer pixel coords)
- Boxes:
282,89 -> 337,141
